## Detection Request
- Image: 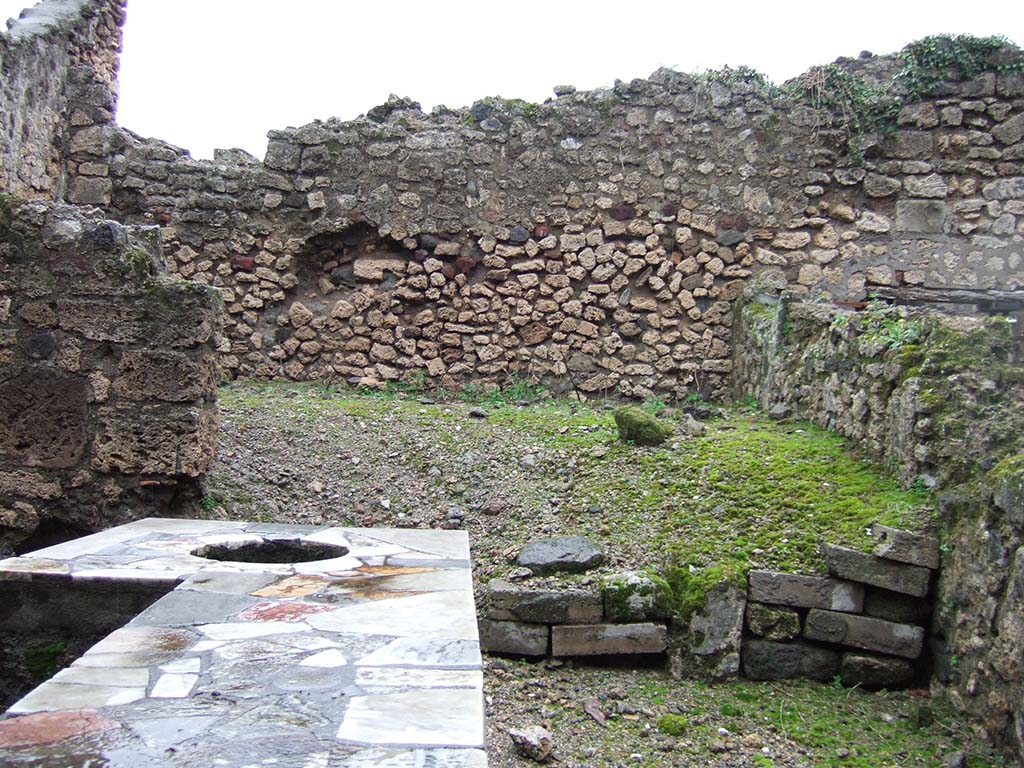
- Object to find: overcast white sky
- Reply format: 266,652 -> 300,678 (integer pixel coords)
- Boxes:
3,1 -> 1022,160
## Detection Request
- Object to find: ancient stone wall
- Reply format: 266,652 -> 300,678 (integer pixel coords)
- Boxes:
732,289 -> 1024,757
0,0 -> 124,200
58,49 -> 1023,400
0,200 -> 221,555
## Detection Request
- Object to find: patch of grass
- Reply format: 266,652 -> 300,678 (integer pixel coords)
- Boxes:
656,713 -> 688,736
23,641 -> 66,681
214,382 -> 932,622
569,415 -> 930,582
689,680 -> 997,767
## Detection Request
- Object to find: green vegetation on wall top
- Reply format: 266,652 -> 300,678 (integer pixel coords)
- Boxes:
788,33 -> 1023,161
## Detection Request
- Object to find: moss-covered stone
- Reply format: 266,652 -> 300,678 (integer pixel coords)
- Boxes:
614,406 -> 672,446
602,571 -> 673,622
990,454 -> 1024,523
656,714 -> 688,736
746,602 -> 801,641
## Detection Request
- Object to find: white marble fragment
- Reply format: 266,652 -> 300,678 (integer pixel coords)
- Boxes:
197,621 -> 308,640
160,657 -> 202,673
51,666 -> 150,688
344,748 -> 487,767
299,649 -> 348,668
356,638 -> 481,669
355,668 -> 481,692
151,673 -> 199,698
192,640 -> 225,652
337,688 -> 484,747
8,683 -> 146,713
308,591 -> 477,639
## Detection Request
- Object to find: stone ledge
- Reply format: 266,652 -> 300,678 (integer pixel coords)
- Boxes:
487,578 -> 602,624
551,622 -> 667,656
804,609 -> 924,659
742,639 -> 839,681
825,544 -> 932,598
748,570 -> 864,612
871,524 -> 940,570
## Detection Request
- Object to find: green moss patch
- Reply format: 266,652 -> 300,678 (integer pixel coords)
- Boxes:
215,382 -> 932,621
614,406 -> 673,446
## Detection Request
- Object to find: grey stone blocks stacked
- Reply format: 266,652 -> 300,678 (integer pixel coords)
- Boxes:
479,578 -> 668,658
742,525 -> 939,689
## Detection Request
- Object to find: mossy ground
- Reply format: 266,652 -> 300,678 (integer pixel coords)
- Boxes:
213,381 -> 932,599
210,381 -> 987,766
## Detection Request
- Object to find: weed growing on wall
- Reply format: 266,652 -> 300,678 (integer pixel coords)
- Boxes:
789,34 -> 1023,162
897,34 -> 1024,96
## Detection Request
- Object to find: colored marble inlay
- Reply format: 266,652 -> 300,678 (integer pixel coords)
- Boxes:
0,519 -> 486,767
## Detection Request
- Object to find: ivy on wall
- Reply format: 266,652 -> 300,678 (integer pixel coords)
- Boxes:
788,34 -> 1024,163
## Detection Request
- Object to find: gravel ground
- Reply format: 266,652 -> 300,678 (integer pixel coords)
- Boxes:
203,383 -> 996,768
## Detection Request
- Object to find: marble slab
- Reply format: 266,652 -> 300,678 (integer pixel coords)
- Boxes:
0,518 -> 485,767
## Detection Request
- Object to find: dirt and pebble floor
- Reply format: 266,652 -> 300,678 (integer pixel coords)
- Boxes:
202,383 -> 999,767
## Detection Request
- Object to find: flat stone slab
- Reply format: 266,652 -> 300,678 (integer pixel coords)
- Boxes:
0,519 -> 486,767
825,544 -> 932,597
804,609 -> 925,659
488,578 -> 602,624
517,536 -> 604,575
871,524 -> 940,570
479,619 -> 549,656
551,623 -> 667,656
747,570 -> 864,612
742,639 -> 840,681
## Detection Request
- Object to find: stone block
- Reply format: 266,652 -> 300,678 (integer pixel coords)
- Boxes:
839,653 -> 915,690
903,173 -> 948,199
746,602 -> 801,641
69,176 -> 112,206
479,619 -> 548,656
982,177 -> 1024,201
864,588 -> 932,624
0,471 -> 62,500
871,524 -> 940,569
142,282 -> 220,349
113,350 -> 219,403
804,609 -> 924,659
747,570 -> 863,612
487,579 -> 602,624
0,370 -> 89,469
91,406 -> 218,476
895,200 -> 946,234
517,536 -> 604,575
601,571 -> 671,622
551,623 -> 667,656
57,299 -> 147,343
742,639 -> 839,681
673,580 -> 745,680
884,131 -> 933,159
353,257 -> 407,281
825,545 -> 931,597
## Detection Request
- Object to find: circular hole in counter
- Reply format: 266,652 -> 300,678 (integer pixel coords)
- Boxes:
191,538 -> 348,564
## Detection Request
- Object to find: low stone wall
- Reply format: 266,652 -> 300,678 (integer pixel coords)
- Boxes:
732,290 -> 1024,757
0,200 -> 222,555
481,528 -> 936,692
479,576 -> 669,658
743,527 -> 938,688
